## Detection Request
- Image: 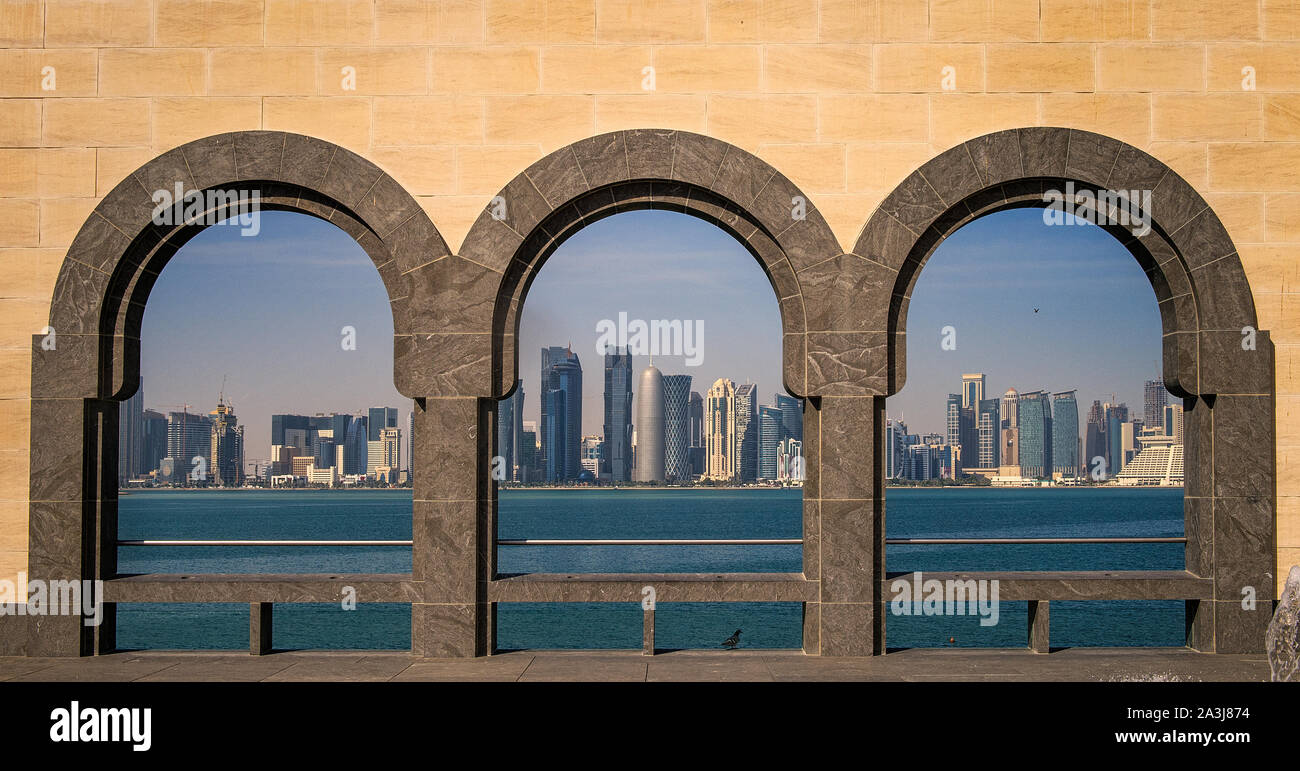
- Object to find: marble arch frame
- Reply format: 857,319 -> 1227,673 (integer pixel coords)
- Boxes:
21,130 -> 445,656
424,129 -> 879,656
854,127 -> 1276,653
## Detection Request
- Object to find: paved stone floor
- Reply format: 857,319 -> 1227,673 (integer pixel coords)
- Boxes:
0,647 -> 1272,682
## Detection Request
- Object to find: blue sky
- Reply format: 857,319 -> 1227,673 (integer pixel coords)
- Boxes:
141,207 -> 1164,458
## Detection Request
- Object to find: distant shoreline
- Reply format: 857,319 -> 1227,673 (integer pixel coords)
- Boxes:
120,484 -> 1181,493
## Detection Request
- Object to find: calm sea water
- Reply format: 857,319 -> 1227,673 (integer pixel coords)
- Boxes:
116,487 -> 1186,651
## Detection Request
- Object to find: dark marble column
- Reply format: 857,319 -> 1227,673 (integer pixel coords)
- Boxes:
26,396 -> 99,656
1208,392 -> 1277,653
810,395 -> 881,656
411,397 -> 492,657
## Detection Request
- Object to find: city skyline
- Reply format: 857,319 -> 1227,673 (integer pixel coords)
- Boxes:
117,382 -> 410,484
141,206 -> 1165,462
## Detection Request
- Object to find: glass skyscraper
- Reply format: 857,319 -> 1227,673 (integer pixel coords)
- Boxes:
118,378 -> 144,483
757,405 -> 783,479
541,346 -> 582,481
1051,390 -> 1079,478
662,374 -> 692,482
775,393 -> 803,442
166,410 -> 213,483
602,347 -> 633,482
498,380 -> 524,482
142,409 -> 167,476
885,417 -> 907,479
977,397 -> 1000,469
1018,391 -> 1053,479
367,406 -> 397,441
544,389 -> 567,482
734,383 -> 758,482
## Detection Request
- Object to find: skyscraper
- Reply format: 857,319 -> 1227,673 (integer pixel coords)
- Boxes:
1051,390 -> 1079,478
1163,403 -> 1185,444
775,393 -> 803,443
142,409 -> 167,476
687,390 -> 705,476
543,388 -> 567,482
498,380 -> 524,482
272,414 -> 311,446
946,393 -> 962,447
663,374 -> 692,482
519,422 -> 537,482
999,388 -> 1020,476
1084,400 -> 1107,476
367,406 -> 397,441
635,364 -> 665,483
688,391 -> 704,447
602,348 -> 634,482
977,398 -> 1000,469
777,437 -> 803,481
734,383 -> 759,482
541,346 -> 583,482
1018,391 -> 1053,479
166,410 -> 213,483
961,373 -> 985,409
705,378 -> 738,481
581,435 -> 603,479
368,427 -> 401,481
1105,402 -> 1129,473
311,413 -> 352,470
346,415 -> 368,475
1144,378 -> 1168,433
945,392 -> 973,475
209,397 -> 244,486
758,405 -> 783,479
118,380 -> 144,483
885,417 -> 908,479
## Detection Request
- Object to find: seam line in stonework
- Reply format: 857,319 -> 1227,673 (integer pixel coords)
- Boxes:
455,253 -> 505,275
569,145 -> 591,192
521,169 -> 554,212
354,174 -> 384,214
1188,251 -> 1239,272
317,146 -> 339,197
1103,146 -> 1122,189
1063,131 -> 1073,181
620,132 -> 631,180
706,144 -> 731,192
915,168 -> 948,210
962,142 -> 984,188
400,254 -> 449,275
1166,205 -> 1210,238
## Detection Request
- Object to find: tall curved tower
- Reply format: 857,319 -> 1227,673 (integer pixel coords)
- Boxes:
635,365 -> 665,483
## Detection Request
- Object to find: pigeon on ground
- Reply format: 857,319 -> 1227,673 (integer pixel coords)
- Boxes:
722,629 -> 742,649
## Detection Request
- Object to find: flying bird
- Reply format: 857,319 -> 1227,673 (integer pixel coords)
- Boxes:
722,629 -> 742,649
1033,308 -> 1039,313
